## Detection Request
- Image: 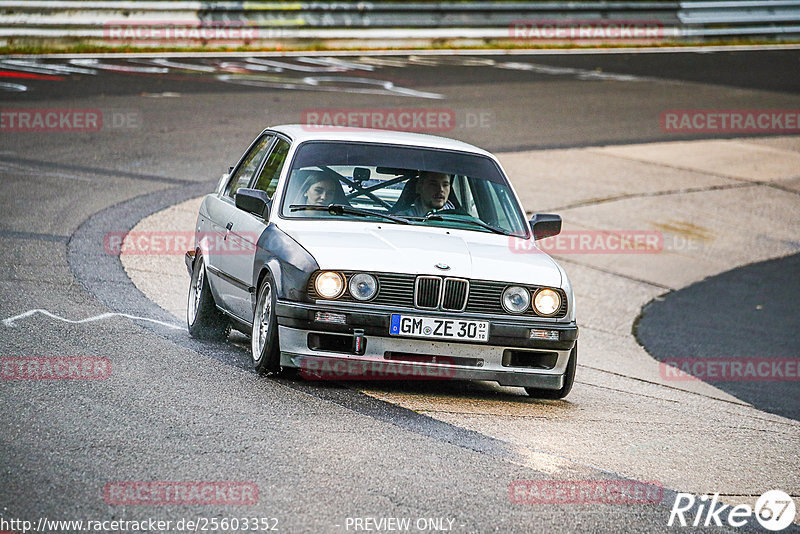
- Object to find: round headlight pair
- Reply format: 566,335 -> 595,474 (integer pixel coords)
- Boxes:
315,272 -> 345,299
314,272 -> 377,301
348,273 -> 378,301
502,286 -> 561,316
502,286 -> 530,314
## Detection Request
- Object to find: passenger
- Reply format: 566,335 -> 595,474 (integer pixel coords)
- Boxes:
295,171 -> 346,206
396,171 -> 454,217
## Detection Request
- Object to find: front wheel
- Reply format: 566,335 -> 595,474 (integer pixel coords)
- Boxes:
251,273 -> 281,375
525,343 -> 577,399
187,254 -> 228,340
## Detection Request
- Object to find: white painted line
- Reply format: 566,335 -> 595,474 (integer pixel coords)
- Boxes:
140,91 -> 181,98
246,57 -> 346,72
302,75 -> 444,99
408,55 -> 496,67
2,309 -> 185,330
496,61 -> 660,83
0,82 -> 27,92
135,57 -> 216,72
215,74 -> 309,91
69,58 -> 169,73
296,56 -> 375,71
1,58 -> 97,75
215,60 -> 279,73
496,61 -> 578,74
351,56 -> 412,68
216,74 -> 443,99
0,62 -> 59,76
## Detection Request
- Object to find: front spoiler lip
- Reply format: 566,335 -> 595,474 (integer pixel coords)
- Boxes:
281,353 -> 565,390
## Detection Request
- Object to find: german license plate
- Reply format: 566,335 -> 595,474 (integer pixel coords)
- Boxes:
389,314 -> 489,342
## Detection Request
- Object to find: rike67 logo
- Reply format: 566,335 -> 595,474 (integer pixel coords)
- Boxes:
668,490 -> 796,531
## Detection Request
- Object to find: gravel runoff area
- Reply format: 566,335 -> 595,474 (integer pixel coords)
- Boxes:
122,135 -> 800,517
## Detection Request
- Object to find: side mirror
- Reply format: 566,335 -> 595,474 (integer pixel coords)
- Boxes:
235,188 -> 271,219
529,213 -> 562,240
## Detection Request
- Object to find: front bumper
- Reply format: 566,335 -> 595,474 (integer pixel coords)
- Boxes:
276,300 -> 578,389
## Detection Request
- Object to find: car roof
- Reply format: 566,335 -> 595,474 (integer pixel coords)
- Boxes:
267,124 -> 494,158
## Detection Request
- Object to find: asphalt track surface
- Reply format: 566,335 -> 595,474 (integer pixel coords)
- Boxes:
0,49 -> 798,533
637,252 -> 800,421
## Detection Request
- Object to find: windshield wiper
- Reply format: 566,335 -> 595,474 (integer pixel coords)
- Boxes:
289,204 -> 410,225
418,213 -> 513,236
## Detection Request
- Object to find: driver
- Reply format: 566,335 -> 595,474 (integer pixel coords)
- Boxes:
397,171 -> 454,217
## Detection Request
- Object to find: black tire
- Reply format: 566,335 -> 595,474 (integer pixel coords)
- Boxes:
525,343 -> 577,399
251,272 -> 281,375
187,254 -> 229,340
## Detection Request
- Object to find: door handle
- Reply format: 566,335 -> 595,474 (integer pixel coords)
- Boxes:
224,221 -> 233,240
226,222 -> 233,230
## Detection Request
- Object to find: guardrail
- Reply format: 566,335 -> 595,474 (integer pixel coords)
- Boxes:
0,0 -> 798,49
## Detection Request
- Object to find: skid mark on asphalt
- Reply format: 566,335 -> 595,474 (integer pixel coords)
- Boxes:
547,182 -> 758,212
0,156 -> 193,186
578,363 -> 759,410
0,160 -> 98,182
2,308 -> 184,330
275,374 -> 621,479
0,229 -> 68,243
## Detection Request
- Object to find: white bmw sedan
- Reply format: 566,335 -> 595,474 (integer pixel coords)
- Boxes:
186,125 -> 578,398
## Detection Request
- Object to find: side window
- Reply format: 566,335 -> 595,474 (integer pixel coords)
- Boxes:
252,138 -> 290,197
486,182 -> 525,234
224,134 -> 274,199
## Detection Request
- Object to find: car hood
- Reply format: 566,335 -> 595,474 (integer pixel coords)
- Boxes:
279,221 -> 562,288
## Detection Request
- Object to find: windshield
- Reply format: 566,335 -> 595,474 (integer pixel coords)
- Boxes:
280,141 -> 528,237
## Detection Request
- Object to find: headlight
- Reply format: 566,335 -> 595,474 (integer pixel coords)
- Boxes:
315,271 -> 344,299
348,273 -> 378,301
533,288 -> 561,316
502,286 -> 530,314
